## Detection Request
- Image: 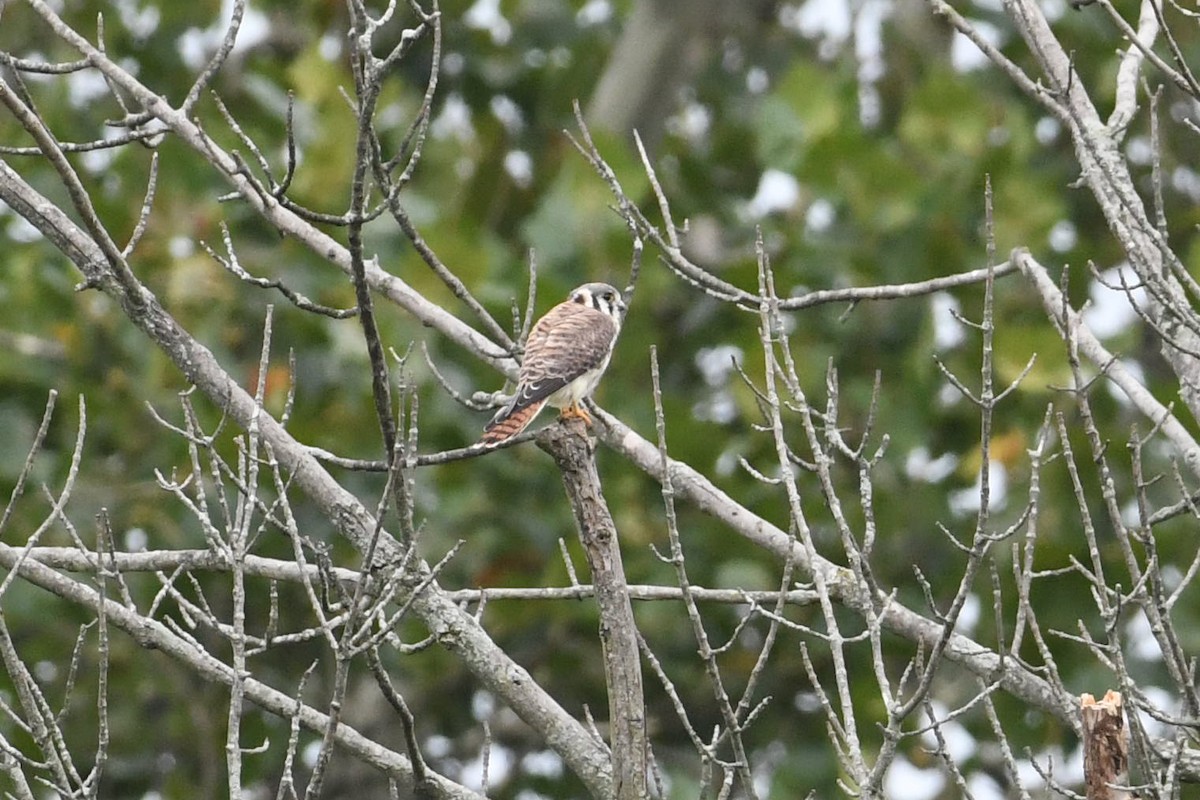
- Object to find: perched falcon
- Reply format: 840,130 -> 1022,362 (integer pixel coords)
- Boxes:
481,282 -> 625,445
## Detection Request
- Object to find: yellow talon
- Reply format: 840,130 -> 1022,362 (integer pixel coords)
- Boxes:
559,402 -> 593,426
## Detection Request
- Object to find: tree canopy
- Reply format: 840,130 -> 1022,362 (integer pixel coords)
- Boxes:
2,1 -> 1200,798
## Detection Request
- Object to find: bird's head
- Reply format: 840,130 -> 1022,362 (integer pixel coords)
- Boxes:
569,282 -> 626,326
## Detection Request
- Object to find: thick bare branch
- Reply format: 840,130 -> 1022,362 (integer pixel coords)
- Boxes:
0,541 -> 482,800
0,133 -> 615,800
1015,249 -> 1200,481
1002,0 -> 1200,418
1082,691 -> 1133,800
539,420 -> 645,800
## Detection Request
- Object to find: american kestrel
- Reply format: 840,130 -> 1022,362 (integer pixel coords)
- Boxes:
481,282 -> 625,445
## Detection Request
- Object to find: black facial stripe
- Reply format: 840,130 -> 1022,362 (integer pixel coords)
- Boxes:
590,292 -> 602,312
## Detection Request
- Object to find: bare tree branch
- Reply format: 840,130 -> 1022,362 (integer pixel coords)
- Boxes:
539,420 -> 645,799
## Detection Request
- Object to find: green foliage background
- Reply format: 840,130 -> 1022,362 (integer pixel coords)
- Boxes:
2,1 -> 1200,797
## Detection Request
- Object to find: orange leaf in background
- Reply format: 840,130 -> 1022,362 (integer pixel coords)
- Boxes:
247,364 -> 292,415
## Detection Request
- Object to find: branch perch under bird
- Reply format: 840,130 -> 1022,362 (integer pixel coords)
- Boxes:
538,417 -> 647,799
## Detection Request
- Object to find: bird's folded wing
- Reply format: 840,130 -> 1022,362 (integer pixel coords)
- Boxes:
501,303 -> 617,416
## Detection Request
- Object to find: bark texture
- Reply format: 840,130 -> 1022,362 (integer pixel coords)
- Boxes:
541,419 -> 647,800
1082,691 -> 1131,800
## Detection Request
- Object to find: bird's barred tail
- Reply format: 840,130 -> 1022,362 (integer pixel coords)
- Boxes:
480,400 -> 546,445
